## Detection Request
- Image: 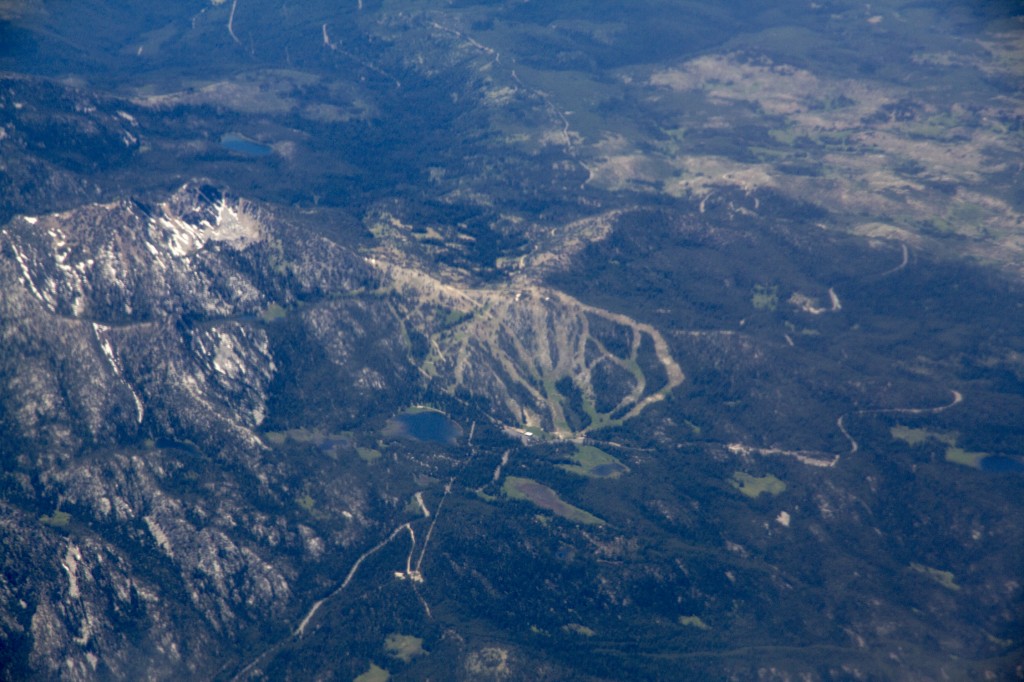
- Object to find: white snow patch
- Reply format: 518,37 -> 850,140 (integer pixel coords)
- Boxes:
414,491 -> 430,518
213,332 -> 245,378
10,243 -> 44,302
789,288 -> 842,315
41,277 -> 57,308
131,389 -> 145,424
789,292 -> 828,315
484,85 -> 517,106
93,324 -> 119,376
74,616 -> 93,647
181,373 -> 206,399
99,247 -> 121,282
828,287 -> 842,311
61,544 -> 82,599
158,215 -> 204,257
144,516 -> 174,557
214,200 -> 264,246
149,198 -> 264,258
727,442 -> 838,468
93,324 -> 144,421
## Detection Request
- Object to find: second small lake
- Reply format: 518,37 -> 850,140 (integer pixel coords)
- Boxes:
980,455 -> 1024,473
221,133 -> 273,157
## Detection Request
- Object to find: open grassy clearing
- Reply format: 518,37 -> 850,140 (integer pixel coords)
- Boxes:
910,563 -> 960,591
263,428 -> 320,446
890,425 -> 989,469
40,510 -> 71,528
502,476 -> 604,525
263,427 -> 344,446
731,472 -> 786,499
559,445 -> 628,478
891,425 -> 956,447
944,446 -> 988,469
356,446 -> 382,462
263,428 -> 350,459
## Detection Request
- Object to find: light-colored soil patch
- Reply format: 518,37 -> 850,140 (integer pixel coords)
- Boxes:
945,446 -> 987,469
589,49 -> 1024,275
465,647 -> 510,678
910,562 -> 960,591
384,633 -> 426,663
562,623 -> 595,636
679,615 -> 710,630
357,446 -> 382,462
260,302 -> 287,322
353,663 -> 390,682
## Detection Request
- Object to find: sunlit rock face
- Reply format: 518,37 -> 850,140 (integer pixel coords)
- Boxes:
0,187 -> 313,680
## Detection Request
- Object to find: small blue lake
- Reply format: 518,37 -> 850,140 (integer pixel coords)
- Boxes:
980,456 -> 1024,473
221,133 -> 273,157
385,410 -> 462,444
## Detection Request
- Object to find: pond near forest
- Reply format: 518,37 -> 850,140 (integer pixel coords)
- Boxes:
384,409 -> 462,444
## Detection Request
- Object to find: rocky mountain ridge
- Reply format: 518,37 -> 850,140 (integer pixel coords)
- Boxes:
0,180 -> 689,679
